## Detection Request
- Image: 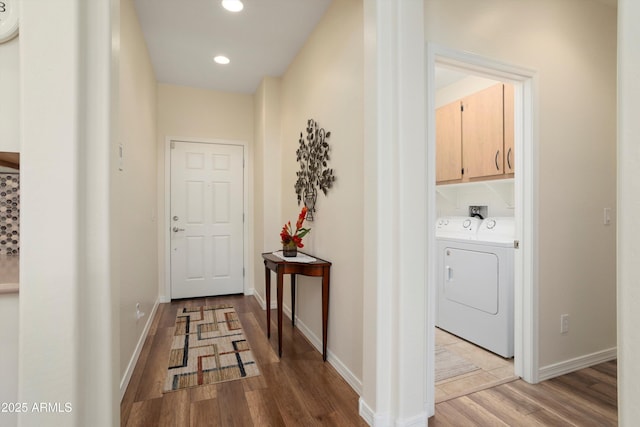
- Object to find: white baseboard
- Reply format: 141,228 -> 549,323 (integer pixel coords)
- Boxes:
120,298 -> 160,401
358,398 -> 376,426
252,292 -> 363,396
252,291 -> 276,310
396,412 -> 429,427
283,305 -> 363,395
538,347 -> 617,381
358,397 -> 428,427
359,398 -> 390,426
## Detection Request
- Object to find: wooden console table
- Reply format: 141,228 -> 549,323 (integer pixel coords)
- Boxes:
262,252 -> 332,361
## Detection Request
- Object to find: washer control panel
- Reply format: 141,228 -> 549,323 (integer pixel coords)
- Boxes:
436,217 -> 482,239
477,217 -> 515,242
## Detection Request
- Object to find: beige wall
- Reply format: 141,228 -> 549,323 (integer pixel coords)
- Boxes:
156,83 -> 254,297
253,77 -> 282,308
0,293 -> 18,426
0,36 -> 19,152
279,0 -> 364,386
426,0 -> 617,367
0,24 -> 19,427
618,0 -> 640,423
118,0 -> 159,383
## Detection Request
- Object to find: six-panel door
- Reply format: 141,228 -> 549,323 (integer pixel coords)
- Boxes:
170,141 -> 244,299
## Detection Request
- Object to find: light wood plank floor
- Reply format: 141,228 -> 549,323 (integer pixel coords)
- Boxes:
121,295 -> 617,426
429,360 -> 617,426
435,327 -> 517,402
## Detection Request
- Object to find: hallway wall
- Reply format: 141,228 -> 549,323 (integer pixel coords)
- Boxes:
279,0 -> 365,388
118,0 -> 160,386
0,36 -> 19,152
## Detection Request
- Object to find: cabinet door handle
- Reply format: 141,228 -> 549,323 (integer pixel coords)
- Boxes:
495,150 -> 500,171
507,147 -> 512,170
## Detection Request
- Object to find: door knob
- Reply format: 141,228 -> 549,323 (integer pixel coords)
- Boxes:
172,226 -> 185,232
173,216 -> 179,221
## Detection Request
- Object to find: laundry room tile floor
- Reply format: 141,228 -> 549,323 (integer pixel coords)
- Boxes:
435,328 -> 517,403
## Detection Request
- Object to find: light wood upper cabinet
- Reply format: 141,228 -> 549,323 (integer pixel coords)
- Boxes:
436,82 -> 514,184
462,83 -> 504,179
436,100 -> 462,182
503,83 -> 515,174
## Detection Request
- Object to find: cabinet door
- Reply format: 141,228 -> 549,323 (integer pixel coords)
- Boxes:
436,100 -> 462,183
503,83 -> 515,174
462,84 -> 504,179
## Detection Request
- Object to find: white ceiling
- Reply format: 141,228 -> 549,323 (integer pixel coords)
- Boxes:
133,0 -> 332,94
134,0 -> 617,95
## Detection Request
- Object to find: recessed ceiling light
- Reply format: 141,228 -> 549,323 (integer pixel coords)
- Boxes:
221,0 -> 244,12
214,55 -> 230,65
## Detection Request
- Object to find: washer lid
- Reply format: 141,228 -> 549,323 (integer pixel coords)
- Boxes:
436,216 -> 482,239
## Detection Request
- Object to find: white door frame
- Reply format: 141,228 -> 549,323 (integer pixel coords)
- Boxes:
163,137 -> 250,301
426,43 -> 539,411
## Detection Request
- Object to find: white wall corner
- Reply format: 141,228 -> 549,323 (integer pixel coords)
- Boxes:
359,397 -> 391,427
251,289 -> 277,310
361,0 -> 428,423
251,292 -> 266,310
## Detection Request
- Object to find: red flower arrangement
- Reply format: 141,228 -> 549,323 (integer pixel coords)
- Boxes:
281,206 -> 311,249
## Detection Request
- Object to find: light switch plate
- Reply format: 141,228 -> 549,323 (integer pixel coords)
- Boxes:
118,143 -> 124,171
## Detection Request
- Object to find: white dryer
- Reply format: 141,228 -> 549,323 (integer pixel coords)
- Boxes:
436,217 -> 515,358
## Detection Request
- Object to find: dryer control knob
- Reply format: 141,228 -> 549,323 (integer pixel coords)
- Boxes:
486,219 -> 496,229
463,219 -> 471,228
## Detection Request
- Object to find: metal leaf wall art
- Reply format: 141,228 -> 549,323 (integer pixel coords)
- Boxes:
294,119 -> 336,220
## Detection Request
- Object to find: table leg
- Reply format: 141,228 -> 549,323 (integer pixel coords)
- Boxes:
322,267 -> 330,361
265,264 -> 271,339
291,274 -> 296,326
277,270 -> 284,358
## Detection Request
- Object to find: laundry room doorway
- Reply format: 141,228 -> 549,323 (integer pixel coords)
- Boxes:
426,44 -> 538,411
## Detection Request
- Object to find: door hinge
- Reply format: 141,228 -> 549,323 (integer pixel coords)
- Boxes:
514,240 -> 520,249
461,104 -> 464,112
243,267 -> 245,277
170,141 -> 175,149
461,168 -> 465,175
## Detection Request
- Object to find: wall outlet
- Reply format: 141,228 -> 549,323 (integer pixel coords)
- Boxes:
604,207 -> 611,225
560,314 -> 569,334
136,303 -> 145,321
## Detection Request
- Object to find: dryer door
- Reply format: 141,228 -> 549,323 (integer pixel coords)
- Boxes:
443,247 -> 499,314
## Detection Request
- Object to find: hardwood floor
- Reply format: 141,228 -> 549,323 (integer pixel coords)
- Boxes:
120,294 -> 367,427
121,295 -> 617,426
430,360 -> 617,426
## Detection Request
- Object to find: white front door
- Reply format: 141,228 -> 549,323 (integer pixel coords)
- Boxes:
170,141 -> 244,299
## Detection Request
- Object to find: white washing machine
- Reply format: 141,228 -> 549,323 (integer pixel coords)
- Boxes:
436,216 -> 515,358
